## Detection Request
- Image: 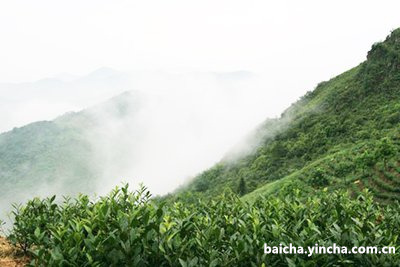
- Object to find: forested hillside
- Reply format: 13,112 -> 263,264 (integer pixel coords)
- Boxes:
177,29 -> 400,202
0,92 -> 139,212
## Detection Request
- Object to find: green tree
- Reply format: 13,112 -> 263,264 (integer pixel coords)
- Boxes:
237,177 -> 247,196
194,179 -> 209,192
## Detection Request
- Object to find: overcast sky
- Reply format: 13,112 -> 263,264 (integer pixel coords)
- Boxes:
0,0 -> 399,83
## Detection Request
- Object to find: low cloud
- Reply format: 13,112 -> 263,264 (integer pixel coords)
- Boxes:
0,69 -> 307,224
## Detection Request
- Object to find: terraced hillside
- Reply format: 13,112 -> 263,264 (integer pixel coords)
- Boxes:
357,160 -> 400,203
176,29 -> 400,202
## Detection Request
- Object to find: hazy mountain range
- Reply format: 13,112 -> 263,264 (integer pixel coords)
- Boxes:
0,68 -> 283,219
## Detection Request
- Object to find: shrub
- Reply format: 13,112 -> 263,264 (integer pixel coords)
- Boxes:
8,185 -> 400,266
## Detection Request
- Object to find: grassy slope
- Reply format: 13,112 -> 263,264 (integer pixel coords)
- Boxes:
178,29 -> 400,202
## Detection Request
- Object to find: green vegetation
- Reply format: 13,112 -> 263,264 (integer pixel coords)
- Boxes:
0,120 -> 95,194
3,26 -> 400,267
179,29 -> 400,202
237,177 -> 247,196
0,92 -> 137,213
8,185 -> 400,266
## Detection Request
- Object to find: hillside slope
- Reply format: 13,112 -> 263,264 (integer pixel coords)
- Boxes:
179,29 -> 400,201
0,92 -> 140,214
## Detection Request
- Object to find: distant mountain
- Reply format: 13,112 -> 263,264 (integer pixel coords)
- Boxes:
0,68 -> 259,134
176,29 -> 400,202
0,67 -> 132,133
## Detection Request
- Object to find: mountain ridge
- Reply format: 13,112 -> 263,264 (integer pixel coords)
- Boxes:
173,29 -> 400,201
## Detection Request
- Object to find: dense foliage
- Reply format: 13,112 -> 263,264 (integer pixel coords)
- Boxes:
8,185 -> 400,266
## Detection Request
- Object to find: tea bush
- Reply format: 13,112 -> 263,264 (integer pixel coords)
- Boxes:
8,185 -> 400,266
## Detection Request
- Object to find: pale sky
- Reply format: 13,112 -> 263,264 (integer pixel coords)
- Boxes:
0,0 -> 399,83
